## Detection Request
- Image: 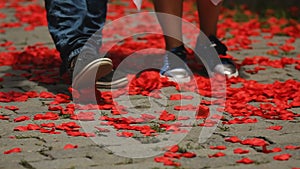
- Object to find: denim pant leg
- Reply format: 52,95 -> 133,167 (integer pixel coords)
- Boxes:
44,0 -> 108,75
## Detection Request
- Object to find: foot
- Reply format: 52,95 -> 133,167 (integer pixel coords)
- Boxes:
208,35 -> 239,78
160,45 -> 191,83
70,50 -> 113,89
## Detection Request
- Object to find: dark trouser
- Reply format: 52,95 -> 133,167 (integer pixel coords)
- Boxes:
44,0 -> 108,75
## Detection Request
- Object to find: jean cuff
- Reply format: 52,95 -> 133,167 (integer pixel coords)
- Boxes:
68,47 -> 83,65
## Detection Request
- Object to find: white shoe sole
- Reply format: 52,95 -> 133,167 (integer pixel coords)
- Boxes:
72,58 -> 113,89
162,68 -> 191,84
96,77 -> 128,89
214,64 -> 239,78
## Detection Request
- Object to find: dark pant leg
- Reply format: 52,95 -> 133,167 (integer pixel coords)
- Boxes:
44,0 -> 108,75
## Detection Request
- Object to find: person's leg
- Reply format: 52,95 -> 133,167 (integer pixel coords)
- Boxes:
44,0 -> 109,76
152,0 -> 191,83
196,0 -> 222,37
197,0 -> 227,55
196,0 -> 238,77
152,0 -> 183,50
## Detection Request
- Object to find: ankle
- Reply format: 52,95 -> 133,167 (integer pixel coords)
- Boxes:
208,35 -> 227,55
169,45 -> 187,61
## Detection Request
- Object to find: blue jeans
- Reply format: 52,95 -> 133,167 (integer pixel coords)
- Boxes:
44,0 -> 108,75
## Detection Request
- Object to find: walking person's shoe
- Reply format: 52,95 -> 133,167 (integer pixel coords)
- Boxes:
69,49 -> 113,90
160,45 -> 191,83
96,69 -> 129,89
208,35 -> 239,78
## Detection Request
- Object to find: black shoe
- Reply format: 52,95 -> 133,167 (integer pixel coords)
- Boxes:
208,35 -> 238,78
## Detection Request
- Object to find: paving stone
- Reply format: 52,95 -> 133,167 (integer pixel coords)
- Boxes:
30,157 -> 97,169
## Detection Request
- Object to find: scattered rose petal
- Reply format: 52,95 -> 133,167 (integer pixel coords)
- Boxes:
273,154 -> 292,161
14,125 -> 28,131
233,148 -> 250,154
267,125 -> 283,131
159,110 -> 176,121
167,145 -> 179,153
0,115 -> 9,120
14,116 -> 30,122
241,138 -> 268,147
4,105 -> 19,111
64,144 -> 78,150
181,152 -> 196,158
236,157 -> 254,164
208,152 -> 226,158
285,145 -> 300,150
225,136 -> 241,143
4,147 -> 22,154
117,131 -> 134,137
210,145 -> 227,150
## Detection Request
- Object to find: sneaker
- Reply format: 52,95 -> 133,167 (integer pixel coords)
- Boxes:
96,69 -> 128,88
70,49 -> 113,89
208,35 -> 239,78
160,45 -> 191,83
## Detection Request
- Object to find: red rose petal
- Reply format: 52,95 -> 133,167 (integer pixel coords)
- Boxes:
159,110 -> 176,121
141,113 -> 156,120
14,126 -> 28,131
236,157 -> 254,164
66,131 -> 82,137
167,145 -> 179,153
40,122 -> 56,128
71,112 -> 95,121
27,124 -> 40,130
164,152 -> 181,159
154,156 -> 168,163
13,115 -> 30,122
267,125 -> 283,131
210,145 -> 227,150
285,145 -> 300,150
241,138 -> 268,147
117,131 -> 134,138
154,156 -> 181,166
39,91 -> 55,98
0,115 -> 9,120
3,147 -> 22,154
181,152 -> 196,158
233,148 -> 250,154
196,105 -> 209,119
4,105 -> 19,111
273,154 -> 292,161
208,152 -> 226,158
225,136 -> 241,143
262,146 -> 282,153
64,144 -> 78,150
170,94 -> 193,100
33,112 -> 59,120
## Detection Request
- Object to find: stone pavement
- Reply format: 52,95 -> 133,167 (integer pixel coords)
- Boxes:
0,1 -> 300,169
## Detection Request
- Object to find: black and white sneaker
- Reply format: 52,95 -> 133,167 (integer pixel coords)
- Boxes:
209,35 -> 238,78
70,50 -> 113,90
